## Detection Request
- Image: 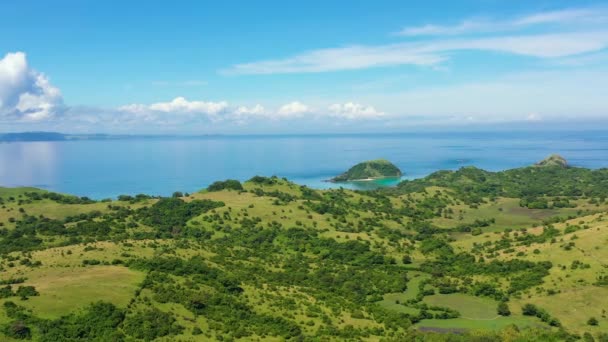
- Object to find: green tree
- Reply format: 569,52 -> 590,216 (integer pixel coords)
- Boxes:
497,302 -> 511,316
5,320 -> 30,339
521,303 -> 538,316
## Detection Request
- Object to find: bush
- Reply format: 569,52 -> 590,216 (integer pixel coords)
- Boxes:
122,308 -> 183,340
497,302 -> 511,316
522,303 -> 538,316
5,320 -> 30,339
15,286 -> 39,298
207,180 -> 243,192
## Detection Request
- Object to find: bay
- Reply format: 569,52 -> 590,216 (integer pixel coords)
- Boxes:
0,131 -> 606,199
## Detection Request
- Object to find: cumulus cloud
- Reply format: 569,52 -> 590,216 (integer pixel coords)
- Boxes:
277,101 -> 310,118
118,96 -> 229,124
0,52 -> 63,121
235,104 -> 265,116
149,97 -> 227,114
116,99 -> 315,125
328,102 -> 384,120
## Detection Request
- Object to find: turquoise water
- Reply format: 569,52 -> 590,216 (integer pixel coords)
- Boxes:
0,131 -> 607,199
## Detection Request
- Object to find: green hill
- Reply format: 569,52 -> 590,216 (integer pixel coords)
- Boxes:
535,154 -> 568,168
331,159 -> 402,182
0,168 -> 607,340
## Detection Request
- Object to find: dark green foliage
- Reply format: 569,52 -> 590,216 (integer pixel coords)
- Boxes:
15,286 -> 38,298
82,259 -> 101,265
392,165 -> 608,204
497,302 -> 511,316
248,175 -> 279,185
522,303 -> 539,316
0,217 -> 43,254
0,277 -> 27,285
522,304 -> 561,326
588,317 -> 599,326
4,321 -> 30,340
36,302 -> 125,341
136,197 -> 224,236
24,191 -> 95,205
3,301 -> 28,320
207,179 -> 244,192
0,285 -> 14,298
122,308 -> 183,341
72,221 -> 111,237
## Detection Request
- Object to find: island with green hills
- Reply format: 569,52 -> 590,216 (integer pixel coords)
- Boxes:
330,159 -> 403,182
0,155 -> 606,341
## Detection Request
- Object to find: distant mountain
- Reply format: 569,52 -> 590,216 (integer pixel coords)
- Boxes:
0,132 -> 67,142
331,159 -> 402,182
0,132 -> 227,142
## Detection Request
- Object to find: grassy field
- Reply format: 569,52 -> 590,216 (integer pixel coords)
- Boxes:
379,272 -> 429,315
416,315 -> 540,332
5,266 -> 144,319
1,170 -> 608,340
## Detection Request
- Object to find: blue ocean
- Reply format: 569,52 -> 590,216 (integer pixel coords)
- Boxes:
1,131 -> 607,199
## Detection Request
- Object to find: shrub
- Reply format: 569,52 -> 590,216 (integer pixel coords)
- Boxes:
497,302 -> 511,316
207,180 -> 244,192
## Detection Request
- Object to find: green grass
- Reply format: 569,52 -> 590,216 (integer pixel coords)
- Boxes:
424,293 -> 498,319
378,272 -> 429,314
0,266 -> 144,319
416,315 -> 540,331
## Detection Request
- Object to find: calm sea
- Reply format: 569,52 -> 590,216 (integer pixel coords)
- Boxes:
1,131 -> 607,199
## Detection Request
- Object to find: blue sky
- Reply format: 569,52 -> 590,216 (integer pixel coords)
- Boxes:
1,0 -> 607,133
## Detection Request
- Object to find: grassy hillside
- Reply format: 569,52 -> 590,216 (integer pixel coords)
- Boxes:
0,164 -> 607,341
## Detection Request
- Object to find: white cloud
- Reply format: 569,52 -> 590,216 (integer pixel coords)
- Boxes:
235,104 -> 265,116
116,99 -> 313,124
0,52 -> 63,121
514,8 -> 606,26
397,8 -> 608,36
328,102 -> 384,120
226,45 -> 445,74
398,20 -> 489,37
277,101 -> 310,118
117,103 -> 148,114
225,31 -> 608,74
120,97 -> 228,117
148,97 -> 228,114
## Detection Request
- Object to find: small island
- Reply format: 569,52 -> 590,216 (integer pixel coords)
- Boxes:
330,159 -> 402,182
535,154 -> 568,168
